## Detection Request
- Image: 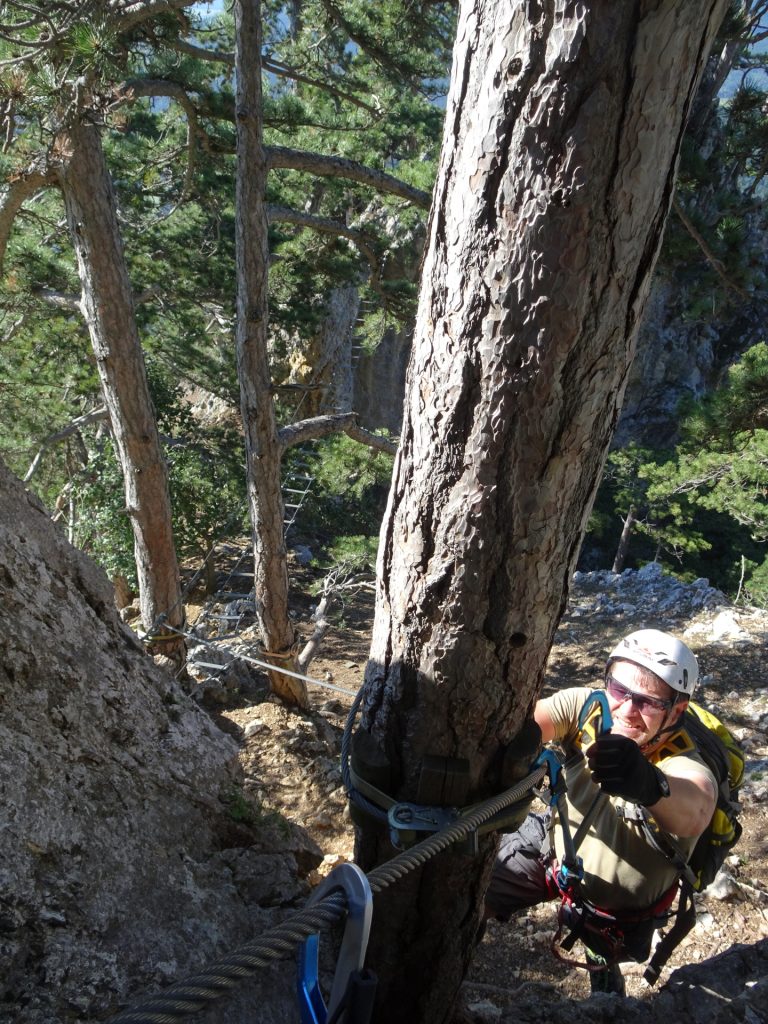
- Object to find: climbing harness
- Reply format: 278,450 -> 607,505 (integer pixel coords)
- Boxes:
298,864 -> 377,1024
547,864 -> 679,971
531,688 -> 670,973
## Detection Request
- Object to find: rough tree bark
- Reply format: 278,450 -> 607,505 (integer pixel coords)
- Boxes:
354,3 -> 729,1022
59,110 -> 185,664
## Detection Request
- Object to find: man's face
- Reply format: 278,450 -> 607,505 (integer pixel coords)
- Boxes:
604,659 -> 683,749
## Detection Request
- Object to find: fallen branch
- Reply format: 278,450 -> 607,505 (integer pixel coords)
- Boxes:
297,564 -> 375,674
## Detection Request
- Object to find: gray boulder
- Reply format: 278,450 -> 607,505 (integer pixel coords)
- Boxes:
0,459 -> 320,1023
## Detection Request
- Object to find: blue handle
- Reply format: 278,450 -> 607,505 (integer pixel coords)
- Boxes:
534,748 -> 563,797
577,689 -> 613,735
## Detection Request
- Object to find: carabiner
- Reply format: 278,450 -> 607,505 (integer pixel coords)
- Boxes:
577,689 -> 613,738
297,863 -> 374,1024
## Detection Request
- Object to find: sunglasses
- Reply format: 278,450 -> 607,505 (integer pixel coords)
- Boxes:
604,675 -> 674,714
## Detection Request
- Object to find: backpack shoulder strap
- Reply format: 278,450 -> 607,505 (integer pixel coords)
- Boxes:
652,725 -> 697,764
615,803 -> 696,887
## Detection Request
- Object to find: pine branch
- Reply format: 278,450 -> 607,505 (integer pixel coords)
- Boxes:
266,203 -> 380,271
108,0 -> 196,32
113,78 -> 427,208
278,411 -> 357,452
167,38 -> 379,113
317,0 -> 432,82
278,412 -> 397,455
24,406 -> 108,483
343,421 -> 398,454
672,197 -> 750,301
0,161 -> 58,275
267,146 -> 431,209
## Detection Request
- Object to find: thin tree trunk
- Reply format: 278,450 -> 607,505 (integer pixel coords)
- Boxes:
354,3 -> 729,1022
59,114 -> 185,665
233,0 -> 308,708
612,505 -> 636,574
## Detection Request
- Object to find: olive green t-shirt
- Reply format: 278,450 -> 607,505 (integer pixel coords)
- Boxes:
541,686 -> 717,911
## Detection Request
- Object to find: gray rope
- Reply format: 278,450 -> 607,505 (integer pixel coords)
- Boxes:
108,761 -> 545,1023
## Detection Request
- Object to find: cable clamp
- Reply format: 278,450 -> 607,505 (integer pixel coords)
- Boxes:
387,802 -> 459,851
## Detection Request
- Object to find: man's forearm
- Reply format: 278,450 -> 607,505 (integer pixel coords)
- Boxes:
646,772 -> 717,837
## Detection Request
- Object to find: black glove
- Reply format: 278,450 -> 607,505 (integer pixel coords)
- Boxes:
586,734 -> 669,806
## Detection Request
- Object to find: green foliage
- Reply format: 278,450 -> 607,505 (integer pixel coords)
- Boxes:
285,433 -> 393,560
659,11 -> 768,323
71,435 -> 136,582
679,341 -> 768,442
325,534 -> 379,570
738,554 -> 768,607
589,344 -> 768,603
223,784 -> 287,833
70,365 -> 247,586
0,0 -> 448,605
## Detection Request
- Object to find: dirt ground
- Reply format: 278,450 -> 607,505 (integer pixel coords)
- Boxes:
200,559 -> 768,1016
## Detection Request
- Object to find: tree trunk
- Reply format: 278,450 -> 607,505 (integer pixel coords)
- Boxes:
612,505 -> 637,574
233,0 -> 308,708
59,115 -> 185,665
354,2 -> 729,1022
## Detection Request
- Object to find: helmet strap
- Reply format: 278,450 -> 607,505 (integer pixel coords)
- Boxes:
639,702 -> 687,754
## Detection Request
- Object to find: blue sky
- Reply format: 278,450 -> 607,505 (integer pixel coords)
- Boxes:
194,1 -> 224,15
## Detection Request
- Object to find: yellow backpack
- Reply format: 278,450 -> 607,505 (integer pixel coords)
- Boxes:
654,701 -> 744,891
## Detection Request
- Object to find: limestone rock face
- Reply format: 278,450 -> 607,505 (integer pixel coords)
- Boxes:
0,460 -> 320,1023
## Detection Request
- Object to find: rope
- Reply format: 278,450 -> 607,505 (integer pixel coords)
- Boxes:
161,623 -> 360,698
259,646 -> 298,661
108,893 -> 348,1023
108,764 -> 545,1023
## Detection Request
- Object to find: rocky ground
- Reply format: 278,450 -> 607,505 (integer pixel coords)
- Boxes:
186,559 -> 768,1021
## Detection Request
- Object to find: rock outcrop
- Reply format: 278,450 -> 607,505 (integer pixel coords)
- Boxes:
0,460 -> 321,1023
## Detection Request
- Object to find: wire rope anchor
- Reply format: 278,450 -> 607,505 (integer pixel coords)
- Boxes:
297,863 -> 377,1024
387,802 -> 459,851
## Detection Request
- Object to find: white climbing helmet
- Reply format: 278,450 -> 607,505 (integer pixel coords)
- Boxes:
607,628 -> 698,697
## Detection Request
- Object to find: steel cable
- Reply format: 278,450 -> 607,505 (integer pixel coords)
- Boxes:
107,761 -> 545,1023
109,683 -> 544,1022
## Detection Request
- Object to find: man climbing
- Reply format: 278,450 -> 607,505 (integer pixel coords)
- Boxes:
485,628 -> 718,994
